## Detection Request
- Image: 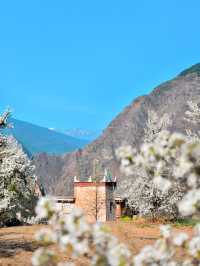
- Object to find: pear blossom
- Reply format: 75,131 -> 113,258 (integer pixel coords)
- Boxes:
32,248 -> 56,266
187,174 -> 197,188
173,233 -> 188,247
188,236 -> 200,258
153,176 -> 172,192
160,225 -> 171,239
107,243 -> 131,266
184,100 -> 200,142
133,240 -> 174,266
178,190 -> 200,216
33,197 -> 132,266
117,130 -> 186,219
36,196 -> 57,219
0,124 -> 37,226
35,228 -> 57,244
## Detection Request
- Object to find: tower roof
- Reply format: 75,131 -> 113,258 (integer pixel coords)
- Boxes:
73,175 -> 117,184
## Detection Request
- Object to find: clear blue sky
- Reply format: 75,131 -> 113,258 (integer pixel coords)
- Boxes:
1,0 -> 200,131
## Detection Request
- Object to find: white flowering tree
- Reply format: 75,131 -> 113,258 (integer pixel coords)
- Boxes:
184,100 -> 200,141
0,110 -> 37,226
116,134 -> 183,220
117,173 -> 182,219
117,110 -> 178,219
32,132 -> 200,265
117,131 -> 200,265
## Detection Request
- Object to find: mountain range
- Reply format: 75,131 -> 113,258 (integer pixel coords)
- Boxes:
31,63 -> 200,196
3,119 -> 89,155
63,128 -> 101,141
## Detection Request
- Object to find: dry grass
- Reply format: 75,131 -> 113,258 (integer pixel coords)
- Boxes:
0,221 -> 194,266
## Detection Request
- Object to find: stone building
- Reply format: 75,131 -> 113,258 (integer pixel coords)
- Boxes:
55,176 -> 124,222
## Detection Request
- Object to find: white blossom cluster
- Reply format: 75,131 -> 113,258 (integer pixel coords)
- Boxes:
32,197 -> 132,266
185,101 -> 200,125
116,131 -> 187,219
134,224 -> 200,266
185,100 -> 200,142
117,130 -> 200,218
117,173 -> 181,219
115,131 -> 200,265
116,109 -> 178,219
32,197 -> 200,266
0,133 -> 37,225
144,110 -> 172,143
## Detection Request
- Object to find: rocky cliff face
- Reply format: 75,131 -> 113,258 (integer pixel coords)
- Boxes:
34,63 -> 200,196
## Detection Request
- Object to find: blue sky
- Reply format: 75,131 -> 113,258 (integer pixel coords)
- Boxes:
1,0 -> 200,131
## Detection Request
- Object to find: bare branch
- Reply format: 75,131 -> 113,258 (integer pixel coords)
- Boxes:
0,109 -> 12,129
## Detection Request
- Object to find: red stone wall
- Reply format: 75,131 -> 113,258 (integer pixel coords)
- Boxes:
74,182 -> 107,222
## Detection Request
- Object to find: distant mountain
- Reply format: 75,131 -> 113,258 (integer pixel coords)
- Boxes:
3,118 -> 89,155
48,128 -> 101,141
33,63 -> 200,196
64,128 -> 101,141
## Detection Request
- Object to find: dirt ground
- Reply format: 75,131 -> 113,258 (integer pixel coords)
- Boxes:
0,221 -> 193,266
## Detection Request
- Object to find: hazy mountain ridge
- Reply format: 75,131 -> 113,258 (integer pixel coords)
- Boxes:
34,64 -> 200,196
4,118 -> 89,155
64,128 -> 101,141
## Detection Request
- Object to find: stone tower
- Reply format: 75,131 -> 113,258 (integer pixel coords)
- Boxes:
74,176 -> 116,222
